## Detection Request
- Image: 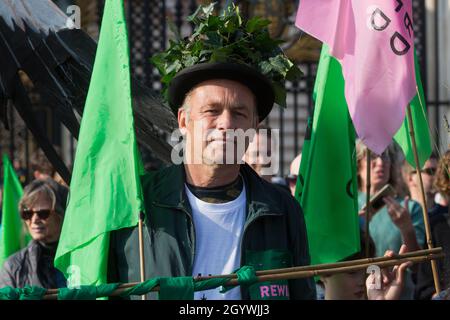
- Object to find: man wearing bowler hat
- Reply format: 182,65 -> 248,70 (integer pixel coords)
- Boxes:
108,4 -> 316,300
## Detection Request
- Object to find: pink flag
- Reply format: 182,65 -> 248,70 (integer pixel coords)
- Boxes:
296,0 -> 416,154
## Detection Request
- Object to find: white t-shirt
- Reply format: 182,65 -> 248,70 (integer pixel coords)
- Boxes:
185,183 -> 246,300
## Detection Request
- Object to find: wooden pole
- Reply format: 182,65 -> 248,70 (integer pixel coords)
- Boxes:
46,247 -> 442,295
200,247 -> 443,280
43,248 -> 443,300
365,149 -> 371,257
227,253 -> 445,285
138,211 -> 146,300
406,104 -> 441,294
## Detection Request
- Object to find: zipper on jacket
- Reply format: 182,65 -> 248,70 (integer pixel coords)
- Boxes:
152,201 -> 197,275
239,212 -> 282,264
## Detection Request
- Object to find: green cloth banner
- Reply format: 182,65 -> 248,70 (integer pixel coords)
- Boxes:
394,49 -> 432,168
0,286 -> 47,300
221,265 -> 258,293
159,277 -> 194,300
58,283 -> 121,300
0,266 -> 258,300
54,0 -> 145,286
296,44 -> 360,265
120,278 -> 160,297
0,154 -> 29,266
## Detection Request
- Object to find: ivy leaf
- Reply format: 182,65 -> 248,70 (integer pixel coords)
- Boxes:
188,2 -> 216,23
190,41 -> 203,56
210,47 -> 232,62
235,5 -> 242,27
202,2 -> 216,17
149,53 -> 165,73
205,31 -> 223,47
161,72 -> 175,85
258,60 -> 273,76
255,32 -> 280,52
150,2 -> 302,109
268,55 -> 292,77
183,55 -> 199,67
272,82 -> 287,108
286,65 -> 304,81
246,17 -> 271,33
166,60 -> 183,74
207,15 -> 221,30
224,17 -> 239,33
167,20 -> 182,42
199,49 -> 213,58
187,5 -> 202,23
192,22 -> 207,38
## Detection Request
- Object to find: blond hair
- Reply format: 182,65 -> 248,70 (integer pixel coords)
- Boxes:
355,140 -> 408,197
434,150 -> 450,200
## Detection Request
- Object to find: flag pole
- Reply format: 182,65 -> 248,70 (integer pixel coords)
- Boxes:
406,104 -> 441,294
365,149 -> 371,258
138,212 -> 146,300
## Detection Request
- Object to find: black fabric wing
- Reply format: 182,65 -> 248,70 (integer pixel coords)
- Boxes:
0,0 -> 177,184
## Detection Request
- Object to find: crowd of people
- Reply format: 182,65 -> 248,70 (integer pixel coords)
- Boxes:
0,4 -> 448,300
246,137 -> 450,300
2,139 -> 448,301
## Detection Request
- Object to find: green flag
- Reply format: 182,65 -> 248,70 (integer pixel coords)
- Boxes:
55,0 -> 144,286
296,44 -> 360,265
0,154 -> 29,266
394,50 -> 432,168
294,115 -> 312,201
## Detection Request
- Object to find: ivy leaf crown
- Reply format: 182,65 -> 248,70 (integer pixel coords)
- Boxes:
150,2 -> 302,107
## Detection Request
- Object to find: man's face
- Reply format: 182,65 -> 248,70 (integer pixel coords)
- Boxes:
178,79 -> 257,166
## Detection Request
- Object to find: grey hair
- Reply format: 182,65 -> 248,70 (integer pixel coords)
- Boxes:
19,178 -> 69,216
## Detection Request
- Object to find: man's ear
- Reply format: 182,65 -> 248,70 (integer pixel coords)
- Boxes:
178,107 -> 187,135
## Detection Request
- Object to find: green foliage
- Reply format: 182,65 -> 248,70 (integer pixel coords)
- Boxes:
150,2 -> 302,107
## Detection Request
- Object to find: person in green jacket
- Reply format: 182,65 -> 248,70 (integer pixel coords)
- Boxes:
107,4 -> 316,300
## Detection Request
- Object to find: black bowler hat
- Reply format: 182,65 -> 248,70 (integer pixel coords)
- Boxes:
168,62 -> 275,122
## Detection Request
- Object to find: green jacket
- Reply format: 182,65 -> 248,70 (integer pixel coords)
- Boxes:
108,164 -> 316,300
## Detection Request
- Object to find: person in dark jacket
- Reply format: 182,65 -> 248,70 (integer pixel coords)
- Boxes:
0,178 -> 68,289
108,6 -> 315,300
415,150 -> 450,299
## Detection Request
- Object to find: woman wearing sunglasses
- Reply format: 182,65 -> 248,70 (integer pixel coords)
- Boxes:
356,140 -> 425,300
0,178 -> 68,289
402,154 -> 439,210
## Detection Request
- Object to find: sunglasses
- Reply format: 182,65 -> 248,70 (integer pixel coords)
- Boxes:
20,208 -> 53,220
369,152 -> 391,162
411,168 -> 437,176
